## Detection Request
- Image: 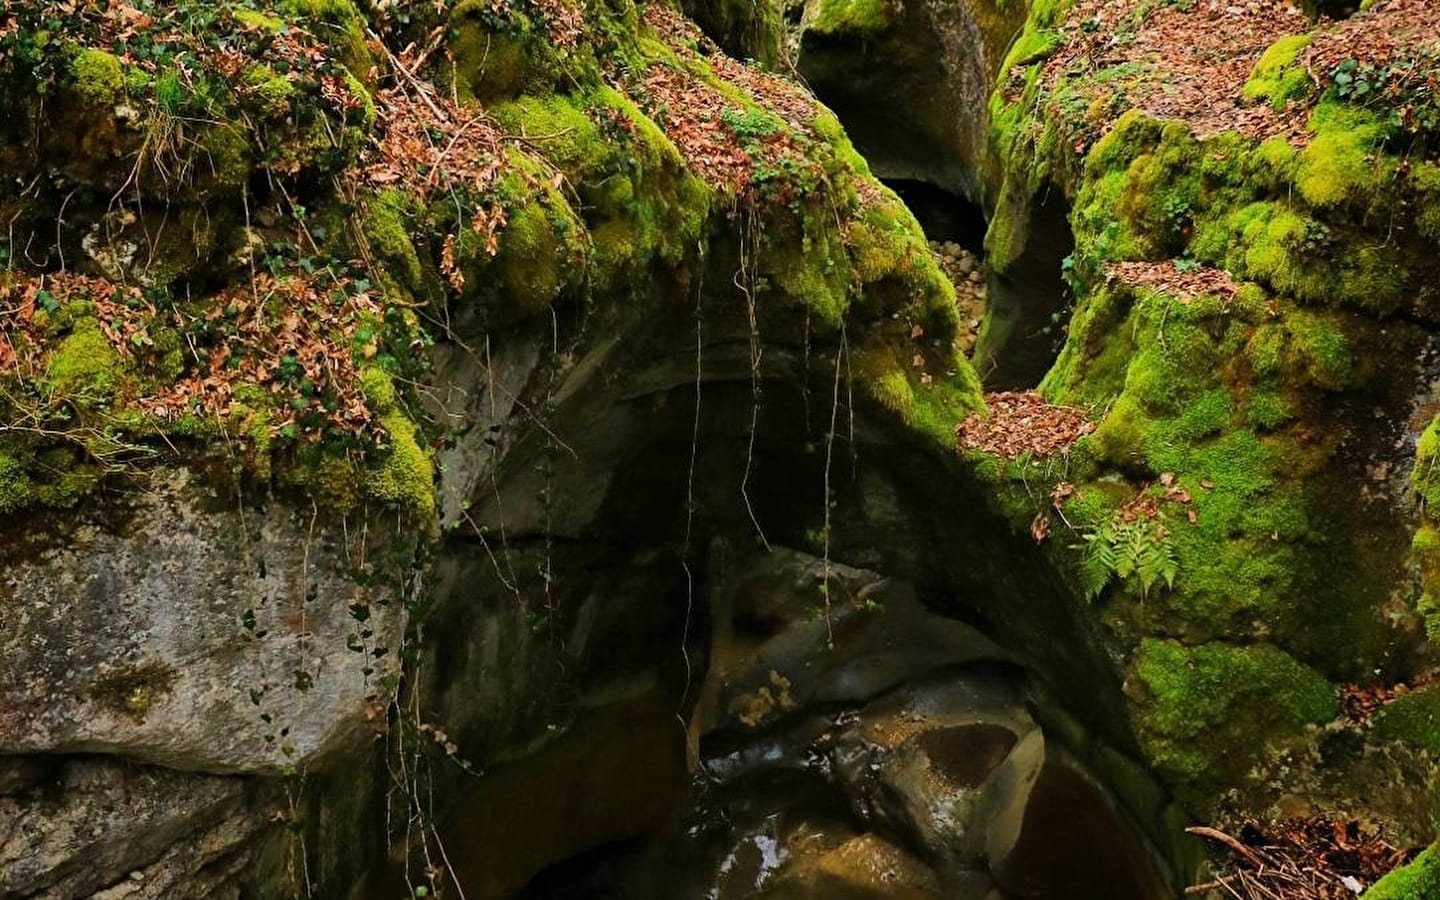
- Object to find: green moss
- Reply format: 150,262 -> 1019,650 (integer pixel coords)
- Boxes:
1004,29 -> 1064,70
1415,163 -> 1440,242
756,205 -> 851,327
244,65 -> 296,117
233,8 -> 285,33
846,189 -> 925,283
368,410 -> 435,521
809,0 -> 897,35
1364,842 -> 1440,900
1415,418 -> 1440,510
69,47 -> 125,105
855,344 -> 982,449
283,0 -> 372,81
1245,391 -> 1292,430
500,198 -> 567,312
1132,638 -> 1337,790
1295,102 -> 1386,207
362,191 -> 423,292
1287,309 -> 1352,389
450,1 -> 543,103
491,94 -> 608,175
1242,34 -> 1313,110
197,123 -> 254,190
1372,685 -> 1440,753
46,319 -> 124,396
0,447 -> 100,514
360,366 -> 399,413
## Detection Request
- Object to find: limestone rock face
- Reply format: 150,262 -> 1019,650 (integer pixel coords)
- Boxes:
0,758 -> 273,900
795,0 -> 1028,204
0,469 -> 408,775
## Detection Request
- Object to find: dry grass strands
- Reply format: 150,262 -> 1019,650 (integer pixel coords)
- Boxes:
1186,819 -> 1417,900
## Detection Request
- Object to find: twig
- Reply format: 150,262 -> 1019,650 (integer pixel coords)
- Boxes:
1187,826 -> 1270,870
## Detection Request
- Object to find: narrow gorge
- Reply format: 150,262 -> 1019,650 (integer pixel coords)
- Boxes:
2,0 -> 1440,898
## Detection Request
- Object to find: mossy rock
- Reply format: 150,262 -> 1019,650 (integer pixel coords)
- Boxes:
1130,639 -> 1338,796
1372,685 -> 1440,754
1363,841 -> 1440,900
1242,34 -> 1313,111
809,0 -> 899,37
68,47 -> 125,106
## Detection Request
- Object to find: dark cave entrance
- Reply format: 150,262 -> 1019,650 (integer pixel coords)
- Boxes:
883,178 -> 989,249
971,183 -> 1075,391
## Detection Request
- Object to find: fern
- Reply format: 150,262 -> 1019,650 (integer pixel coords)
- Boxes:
1080,516 -> 1179,600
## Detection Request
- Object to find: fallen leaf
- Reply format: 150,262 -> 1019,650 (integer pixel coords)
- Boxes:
1030,511 -> 1050,543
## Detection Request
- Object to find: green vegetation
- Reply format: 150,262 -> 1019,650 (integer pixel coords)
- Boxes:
0,0 -> 980,531
979,0 -> 1440,813
1372,685 -> 1440,753
1132,639 -> 1337,792
1363,842 -> 1440,900
809,0 -> 898,36
1242,34 -> 1313,110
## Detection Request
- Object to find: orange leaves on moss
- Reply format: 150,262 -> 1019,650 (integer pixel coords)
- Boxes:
0,272 -> 388,441
956,391 -> 1095,458
1106,260 -> 1239,301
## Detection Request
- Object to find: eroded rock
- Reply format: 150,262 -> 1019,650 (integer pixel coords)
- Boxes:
0,470 -> 409,774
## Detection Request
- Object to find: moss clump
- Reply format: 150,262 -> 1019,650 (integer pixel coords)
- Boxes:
492,95 -> 609,173
1413,417 -> 1440,510
809,0 -> 898,36
1242,34 -> 1314,110
69,48 -> 125,105
1372,685 -> 1440,753
448,0 -> 573,104
355,368 -> 435,524
1414,163 -> 1440,242
369,411 -> 435,521
46,318 -> 125,396
1131,639 -> 1338,791
0,448 -> 100,514
361,191 -> 424,293
1295,101 -> 1386,207
89,662 -> 177,720
244,65 -> 297,117
283,0 -> 372,82
232,8 -> 285,33
855,342 -> 982,449
1363,842 -> 1440,899
496,192 -> 576,313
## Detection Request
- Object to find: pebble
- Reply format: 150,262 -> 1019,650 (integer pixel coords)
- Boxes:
958,257 -> 975,275
967,270 -> 983,284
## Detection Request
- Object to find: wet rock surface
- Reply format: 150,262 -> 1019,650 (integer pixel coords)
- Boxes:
515,548 -> 1173,900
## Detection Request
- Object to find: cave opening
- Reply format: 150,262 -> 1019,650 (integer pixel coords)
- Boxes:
970,184 -> 1075,391
882,178 -> 989,250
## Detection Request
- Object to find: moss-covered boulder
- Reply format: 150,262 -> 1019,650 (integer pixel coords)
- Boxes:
1364,841 -> 1440,900
976,0 -> 1440,833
